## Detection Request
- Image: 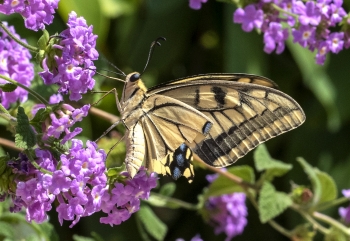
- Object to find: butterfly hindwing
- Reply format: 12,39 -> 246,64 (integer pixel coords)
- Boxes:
139,94 -> 212,174
147,74 -> 305,168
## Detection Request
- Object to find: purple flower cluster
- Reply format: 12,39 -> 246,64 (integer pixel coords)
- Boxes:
204,173 -> 247,241
0,22 -> 34,109
33,103 -> 90,144
189,0 -> 208,10
13,140 -> 107,226
100,167 -> 158,226
233,0 -> 348,64
0,0 -> 60,31
339,189 -> 350,223
39,11 -> 99,101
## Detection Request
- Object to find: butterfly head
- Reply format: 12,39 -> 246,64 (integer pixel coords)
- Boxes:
122,72 -> 148,102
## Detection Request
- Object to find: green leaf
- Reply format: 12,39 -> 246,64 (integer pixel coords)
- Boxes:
287,39 -> 340,132
72,234 -> 96,241
205,165 -> 255,198
100,0 -> 139,18
15,107 -> 36,149
107,164 -> 126,177
37,29 -> 50,50
324,227 -> 349,241
136,205 -> 167,241
0,221 -> 15,238
258,181 -> 293,223
216,0 -> 237,5
0,83 -> 17,92
315,170 -> 337,204
30,107 -> 51,134
159,182 -> 176,197
254,144 -> 292,182
291,224 -> 316,241
296,157 -> 321,205
0,154 -> 10,176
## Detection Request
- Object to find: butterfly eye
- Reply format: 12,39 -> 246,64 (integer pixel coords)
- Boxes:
130,73 -> 140,82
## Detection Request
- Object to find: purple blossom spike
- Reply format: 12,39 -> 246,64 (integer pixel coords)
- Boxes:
10,140 -> 107,227
39,11 -> 98,101
327,32 -> 344,53
0,0 -> 60,31
100,167 -> 158,226
329,0 -> 346,26
292,25 -> 316,48
233,5 -> 263,32
263,22 -> 288,54
204,172 -> 248,240
189,0 -> 208,10
0,23 -> 34,108
294,1 -> 321,26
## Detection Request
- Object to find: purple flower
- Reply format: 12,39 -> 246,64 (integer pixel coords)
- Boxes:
294,1 -> 321,26
263,22 -> 288,54
39,11 -> 98,101
10,140 -> 107,227
233,5 -> 263,32
0,23 -> 34,109
0,0 -> 60,31
14,150 -> 57,223
315,41 -> 329,65
292,25 -> 316,48
44,104 -> 90,143
327,32 -> 344,53
329,0 -> 346,26
100,167 -> 158,226
339,189 -> 350,224
204,172 -> 247,240
189,0 -> 207,10
206,193 -> 248,241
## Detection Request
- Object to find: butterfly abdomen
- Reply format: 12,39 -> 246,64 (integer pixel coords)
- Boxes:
125,122 -> 145,178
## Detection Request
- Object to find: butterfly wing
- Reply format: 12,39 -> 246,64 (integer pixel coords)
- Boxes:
147,74 -> 305,167
140,94 -> 212,175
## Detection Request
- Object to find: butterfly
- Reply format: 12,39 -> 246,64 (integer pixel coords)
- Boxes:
105,71 -> 305,183
102,38 -> 305,183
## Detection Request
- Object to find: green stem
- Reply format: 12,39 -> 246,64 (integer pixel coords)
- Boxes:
147,192 -> 199,210
0,75 -> 49,105
246,192 -> 293,238
295,208 -> 329,235
271,3 -> 299,21
313,211 -> 350,236
0,22 -> 38,53
25,150 -> 52,175
316,197 -> 349,212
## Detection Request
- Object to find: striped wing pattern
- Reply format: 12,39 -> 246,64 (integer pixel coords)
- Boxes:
147,74 -> 305,168
139,94 -> 212,176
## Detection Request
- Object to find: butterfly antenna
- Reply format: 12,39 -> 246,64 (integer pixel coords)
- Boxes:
88,67 -> 125,83
141,37 -> 166,75
100,56 -> 126,77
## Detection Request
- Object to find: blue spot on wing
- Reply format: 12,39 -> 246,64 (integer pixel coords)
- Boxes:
165,143 -> 194,182
202,121 -> 212,135
172,167 -> 182,180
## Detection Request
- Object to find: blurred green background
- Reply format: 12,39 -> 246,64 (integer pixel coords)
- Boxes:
1,0 -> 350,240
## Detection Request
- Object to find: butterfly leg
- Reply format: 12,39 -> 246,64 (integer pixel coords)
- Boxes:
106,134 -> 125,157
92,88 -> 122,113
95,119 -> 122,143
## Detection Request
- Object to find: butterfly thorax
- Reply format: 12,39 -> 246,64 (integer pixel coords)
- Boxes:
121,72 -> 148,128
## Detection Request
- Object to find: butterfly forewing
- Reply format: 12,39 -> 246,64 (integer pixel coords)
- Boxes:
146,74 -> 305,168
